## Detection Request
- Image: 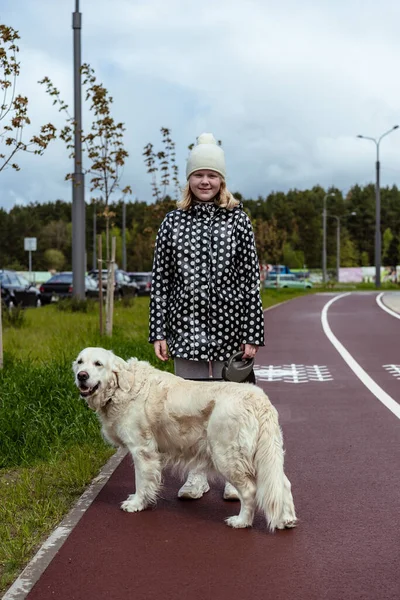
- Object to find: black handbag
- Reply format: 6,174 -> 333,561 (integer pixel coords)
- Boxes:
222,351 -> 256,384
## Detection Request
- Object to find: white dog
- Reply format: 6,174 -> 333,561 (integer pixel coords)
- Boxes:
73,347 -> 297,532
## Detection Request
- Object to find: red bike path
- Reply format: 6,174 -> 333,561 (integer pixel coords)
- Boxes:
5,292 -> 400,600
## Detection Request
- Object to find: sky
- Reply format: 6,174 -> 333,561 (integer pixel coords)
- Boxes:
1,0 -> 400,211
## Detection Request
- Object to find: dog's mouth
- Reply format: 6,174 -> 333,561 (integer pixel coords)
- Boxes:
78,381 -> 100,397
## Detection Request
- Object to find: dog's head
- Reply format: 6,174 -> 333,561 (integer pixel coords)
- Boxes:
72,347 -> 134,410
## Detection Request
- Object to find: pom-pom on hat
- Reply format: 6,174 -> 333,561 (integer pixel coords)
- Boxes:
186,133 -> 226,180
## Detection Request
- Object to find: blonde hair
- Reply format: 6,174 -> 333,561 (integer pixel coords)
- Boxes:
177,178 -> 240,211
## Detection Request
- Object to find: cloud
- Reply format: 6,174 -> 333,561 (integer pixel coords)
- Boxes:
1,0 -> 400,212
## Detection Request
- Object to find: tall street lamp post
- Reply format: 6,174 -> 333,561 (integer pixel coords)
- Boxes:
72,0 -> 85,298
328,212 -> 357,282
322,192 -> 336,284
122,198 -> 127,271
357,125 -> 399,288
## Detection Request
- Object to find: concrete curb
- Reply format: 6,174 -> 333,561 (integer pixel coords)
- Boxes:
381,291 -> 400,315
3,448 -> 128,600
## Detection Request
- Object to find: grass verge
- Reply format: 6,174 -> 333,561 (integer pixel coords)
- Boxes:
0,296 -> 159,594
0,445 -> 113,592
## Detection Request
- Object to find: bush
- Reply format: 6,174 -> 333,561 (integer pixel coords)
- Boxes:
120,295 -> 135,308
56,298 -> 97,313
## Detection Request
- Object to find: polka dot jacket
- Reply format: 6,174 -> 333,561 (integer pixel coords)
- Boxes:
149,201 -> 265,361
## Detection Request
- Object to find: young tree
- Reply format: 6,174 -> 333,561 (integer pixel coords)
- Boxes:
143,127 -> 180,201
0,25 -> 56,173
0,24 -> 56,368
40,65 -> 132,256
40,64 -> 132,335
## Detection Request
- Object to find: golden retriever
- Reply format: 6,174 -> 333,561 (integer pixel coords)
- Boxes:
73,347 -> 297,532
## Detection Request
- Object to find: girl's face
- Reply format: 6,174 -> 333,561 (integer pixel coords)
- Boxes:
189,170 -> 221,202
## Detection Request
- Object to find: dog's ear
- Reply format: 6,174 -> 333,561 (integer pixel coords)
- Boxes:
112,357 -> 134,393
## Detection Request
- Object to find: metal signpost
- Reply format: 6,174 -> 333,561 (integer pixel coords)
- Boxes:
24,237 -> 37,283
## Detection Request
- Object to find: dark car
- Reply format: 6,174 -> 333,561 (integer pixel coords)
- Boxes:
0,269 -> 42,308
127,272 -> 152,296
88,269 -> 138,298
39,272 -> 99,304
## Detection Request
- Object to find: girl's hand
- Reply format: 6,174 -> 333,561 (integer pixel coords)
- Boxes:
154,340 -> 169,361
241,343 -> 258,360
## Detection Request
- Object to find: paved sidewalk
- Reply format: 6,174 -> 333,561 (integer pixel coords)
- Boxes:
382,291 -> 400,314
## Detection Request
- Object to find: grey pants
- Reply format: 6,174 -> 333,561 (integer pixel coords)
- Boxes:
174,358 -> 225,380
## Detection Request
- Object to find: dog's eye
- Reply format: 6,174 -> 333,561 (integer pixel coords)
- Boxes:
94,361 -> 103,367
77,359 -> 83,365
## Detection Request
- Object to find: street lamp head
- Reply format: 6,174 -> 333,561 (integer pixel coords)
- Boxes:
393,125 -> 399,130
357,135 -> 363,138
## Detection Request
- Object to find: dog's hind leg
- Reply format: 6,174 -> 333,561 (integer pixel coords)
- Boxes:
224,477 -> 257,529
276,474 -> 298,529
212,455 -> 257,528
121,445 -> 162,513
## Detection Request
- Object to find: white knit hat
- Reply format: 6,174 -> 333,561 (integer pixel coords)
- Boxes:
186,133 -> 226,179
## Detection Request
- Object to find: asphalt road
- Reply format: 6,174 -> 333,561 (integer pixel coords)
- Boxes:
6,292 -> 400,600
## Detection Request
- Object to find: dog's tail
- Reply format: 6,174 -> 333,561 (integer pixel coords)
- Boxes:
254,405 -> 285,532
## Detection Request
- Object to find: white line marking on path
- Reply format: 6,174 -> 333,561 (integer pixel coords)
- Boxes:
376,292 -> 400,320
321,293 -> 400,420
254,364 -> 333,383
383,364 -> 400,379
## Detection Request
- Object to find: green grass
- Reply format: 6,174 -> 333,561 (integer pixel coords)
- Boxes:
0,285 -> 396,593
2,297 -> 156,364
0,445 -> 114,592
0,297 -> 164,593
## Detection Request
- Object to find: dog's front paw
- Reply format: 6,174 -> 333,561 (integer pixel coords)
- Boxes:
225,515 -> 252,529
120,495 -> 147,513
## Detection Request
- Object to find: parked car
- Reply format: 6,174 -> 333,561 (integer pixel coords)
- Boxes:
0,269 -> 42,307
39,272 -> 99,304
264,274 -> 313,289
267,264 -> 293,275
88,269 -> 138,298
127,272 -> 152,296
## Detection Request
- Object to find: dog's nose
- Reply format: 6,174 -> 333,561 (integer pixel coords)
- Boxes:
77,371 -> 89,382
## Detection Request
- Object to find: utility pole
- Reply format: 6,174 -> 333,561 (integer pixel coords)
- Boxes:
322,193 -> 335,284
322,196 -> 327,284
357,125 -> 399,288
122,199 -> 127,271
92,200 -> 97,271
336,217 -> 340,282
375,155 -> 381,288
72,0 -> 85,298
329,212 -> 357,284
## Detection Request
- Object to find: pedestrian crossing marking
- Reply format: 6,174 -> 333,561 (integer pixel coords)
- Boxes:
254,364 -> 333,383
383,365 -> 400,379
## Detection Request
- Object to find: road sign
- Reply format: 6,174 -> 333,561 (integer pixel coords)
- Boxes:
24,238 -> 37,251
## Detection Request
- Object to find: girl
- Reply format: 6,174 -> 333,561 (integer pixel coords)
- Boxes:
149,133 -> 265,500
